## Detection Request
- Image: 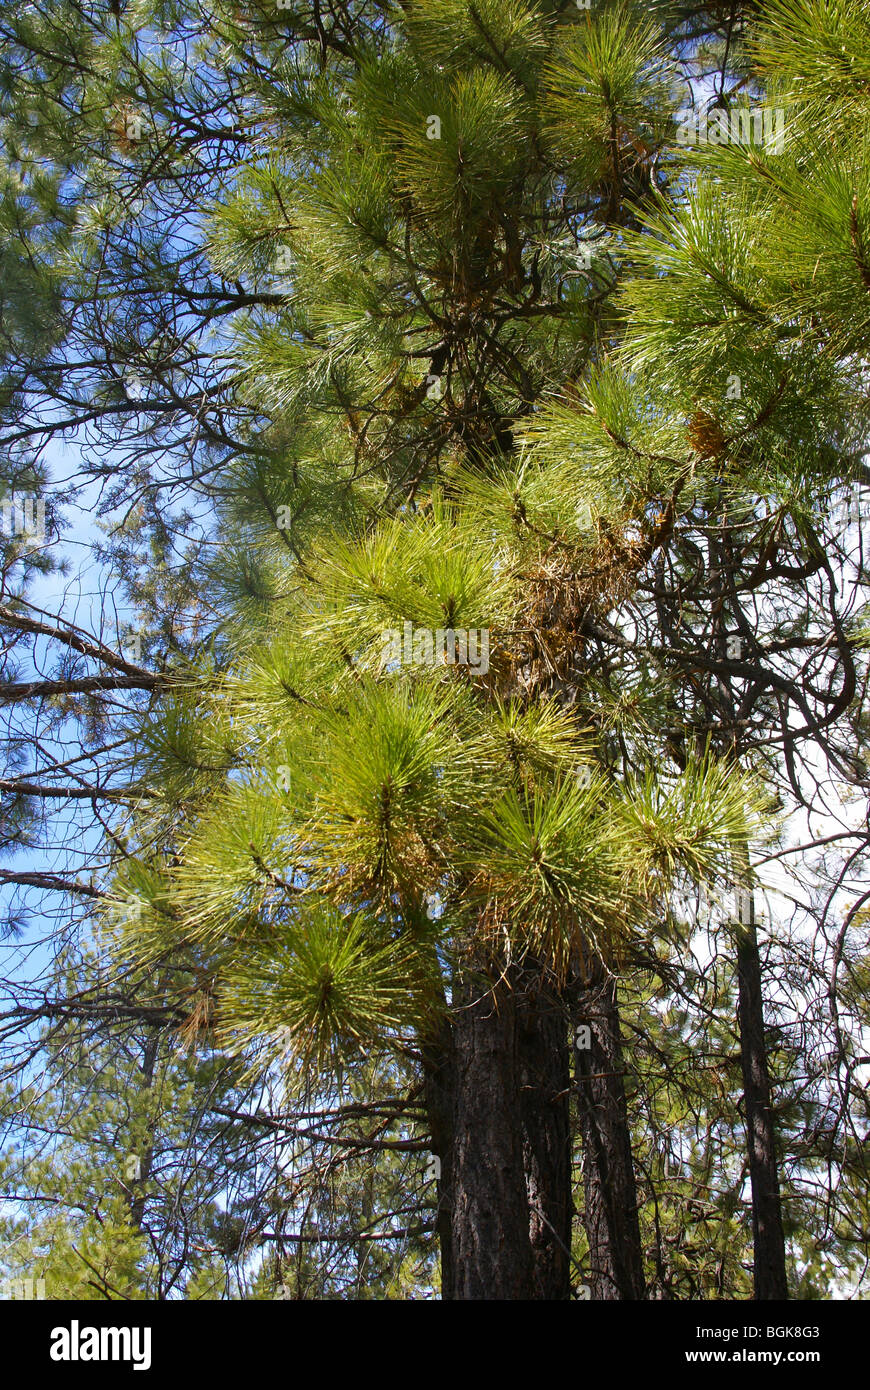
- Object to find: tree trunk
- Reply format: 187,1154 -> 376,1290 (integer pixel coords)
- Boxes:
735,887 -> 788,1299
572,956 -> 646,1299
423,953 -> 575,1301
448,955 -> 535,1298
129,1029 -> 158,1231
421,1012 -> 456,1300
707,536 -> 788,1301
517,964 -> 573,1298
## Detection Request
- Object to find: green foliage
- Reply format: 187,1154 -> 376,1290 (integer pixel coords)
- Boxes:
216,903 -> 436,1070
2,0 -> 869,1301
0,953 -> 249,1299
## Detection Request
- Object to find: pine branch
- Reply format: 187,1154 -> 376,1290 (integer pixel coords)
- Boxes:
0,869 -> 104,898
0,675 -> 167,703
0,777 -> 158,802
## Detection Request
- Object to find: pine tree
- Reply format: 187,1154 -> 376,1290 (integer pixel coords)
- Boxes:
606,0 -> 870,1296
0,943 -> 257,1300
102,0 -> 778,1299
2,0 -> 870,1302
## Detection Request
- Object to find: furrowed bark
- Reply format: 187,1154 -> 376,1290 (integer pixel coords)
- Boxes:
572,956 -> 646,1300
517,964 -> 573,1299
447,953 -> 536,1299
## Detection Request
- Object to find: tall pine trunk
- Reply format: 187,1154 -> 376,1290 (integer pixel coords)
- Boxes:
735,884 -> 788,1299
421,1012 -> 457,1299
517,963 -> 574,1299
712,537 -> 789,1301
128,1030 -> 159,1232
572,956 -> 646,1299
423,952 -> 575,1300
446,952 -> 536,1298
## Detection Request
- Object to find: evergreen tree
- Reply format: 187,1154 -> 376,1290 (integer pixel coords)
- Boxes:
0,943 -> 256,1299
1,0 -> 869,1302
102,0 -> 775,1299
